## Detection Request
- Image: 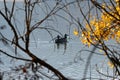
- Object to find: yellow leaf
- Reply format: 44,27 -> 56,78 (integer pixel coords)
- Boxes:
103,53 -> 107,56
108,61 -> 114,68
73,28 -> 79,36
99,49 -> 103,52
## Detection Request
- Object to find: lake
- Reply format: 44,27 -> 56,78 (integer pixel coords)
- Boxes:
0,1 -> 117,80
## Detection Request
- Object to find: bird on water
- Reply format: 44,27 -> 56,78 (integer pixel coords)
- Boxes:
55,34 -> 68,44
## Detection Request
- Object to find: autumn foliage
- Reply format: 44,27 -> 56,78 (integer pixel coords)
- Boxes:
80,0 -> 120,47
73,0 -> 120,76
